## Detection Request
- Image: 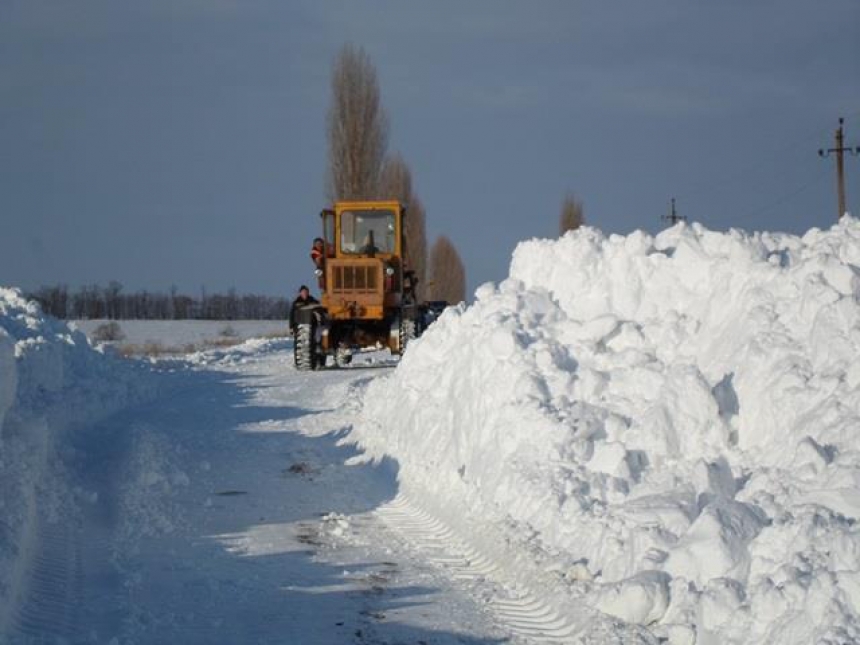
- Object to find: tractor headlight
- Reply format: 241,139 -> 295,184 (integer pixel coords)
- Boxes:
314,268 -> 323,277
385,266 -> 395,276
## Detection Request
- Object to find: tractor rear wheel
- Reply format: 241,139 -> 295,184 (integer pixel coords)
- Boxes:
399,318 -> 417,354
294,323 -> 317,371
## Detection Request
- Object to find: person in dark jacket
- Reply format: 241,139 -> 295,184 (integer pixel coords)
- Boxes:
289,285 -> 319,334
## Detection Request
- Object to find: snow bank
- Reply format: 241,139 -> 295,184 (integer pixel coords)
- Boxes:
0,287 -> 157,631
351,217 -> 860,643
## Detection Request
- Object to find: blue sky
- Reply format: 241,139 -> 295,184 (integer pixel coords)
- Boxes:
1,1 -> 859,298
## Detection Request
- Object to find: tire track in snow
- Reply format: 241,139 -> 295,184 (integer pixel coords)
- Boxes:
8,416 -> 134,644
8,516 -> 82,643
374,492 -> 581,644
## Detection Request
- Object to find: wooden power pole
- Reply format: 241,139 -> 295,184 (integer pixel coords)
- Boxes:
819,118 -> 860,220
661,198 -> 687,226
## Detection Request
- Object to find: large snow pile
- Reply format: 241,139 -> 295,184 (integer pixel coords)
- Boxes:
352,217 -> 860,643
0,288 -> 157,630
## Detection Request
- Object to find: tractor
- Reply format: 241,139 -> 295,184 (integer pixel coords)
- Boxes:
293,200 -> 427,370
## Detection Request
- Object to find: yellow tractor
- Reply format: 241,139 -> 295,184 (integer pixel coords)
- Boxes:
293,200 -> 424,370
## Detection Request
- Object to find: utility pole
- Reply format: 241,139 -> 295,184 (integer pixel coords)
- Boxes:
819,117 -> 860,220
661,198 -> 687,226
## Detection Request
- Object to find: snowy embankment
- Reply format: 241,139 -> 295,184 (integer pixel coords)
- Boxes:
0,288 -> 157,632
350,217 -> 860,643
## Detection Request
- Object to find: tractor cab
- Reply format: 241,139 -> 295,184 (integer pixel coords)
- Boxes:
317,201 -> 408,322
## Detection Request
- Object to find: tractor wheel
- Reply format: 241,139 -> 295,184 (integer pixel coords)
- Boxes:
294,323 -> 316,371
399,318 -> 417,354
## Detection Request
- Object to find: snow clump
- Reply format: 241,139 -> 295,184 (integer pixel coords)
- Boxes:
351,217 -> 860,643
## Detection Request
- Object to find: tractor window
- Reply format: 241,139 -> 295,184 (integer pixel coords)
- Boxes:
340,210 -> 396,255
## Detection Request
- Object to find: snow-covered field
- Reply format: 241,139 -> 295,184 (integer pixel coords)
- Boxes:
72,319 -> 289,354
2,216 -> 860,644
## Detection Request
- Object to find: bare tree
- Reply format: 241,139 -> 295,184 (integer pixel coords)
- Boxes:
427,236 -> 466,304
326,44 -> 389,202
380,151 -> 412,204
380,153 -> 428,296
404,195 -> 428,298
559,193 -> 585,235
33,284 -> 69,319
105,280 -> 122,319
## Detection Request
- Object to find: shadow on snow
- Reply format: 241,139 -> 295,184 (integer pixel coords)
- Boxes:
27,354 -> 508,645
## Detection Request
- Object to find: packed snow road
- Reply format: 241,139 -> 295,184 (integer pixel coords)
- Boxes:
6,341 -> 515,644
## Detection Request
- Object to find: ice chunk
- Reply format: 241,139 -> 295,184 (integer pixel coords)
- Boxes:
664,500 -> 766,587
595,570 -> 671,624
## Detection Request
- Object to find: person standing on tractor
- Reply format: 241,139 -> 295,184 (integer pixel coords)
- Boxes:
289,285 -> 319,335
311,237 -> 326,288
311,238 -> 325,268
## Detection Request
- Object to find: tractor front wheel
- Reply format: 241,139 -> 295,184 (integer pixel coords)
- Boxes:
294,323 -> 317,371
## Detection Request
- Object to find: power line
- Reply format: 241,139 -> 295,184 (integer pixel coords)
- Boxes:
737,165 -> 830,223
673,115 -> 859,227
676,122 -> 833,206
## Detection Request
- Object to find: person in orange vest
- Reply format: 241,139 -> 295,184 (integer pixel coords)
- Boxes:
310,238 -> 326,288
311,238 -> 325,268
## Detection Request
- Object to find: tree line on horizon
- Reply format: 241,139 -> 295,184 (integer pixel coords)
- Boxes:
28,282 -> 289,321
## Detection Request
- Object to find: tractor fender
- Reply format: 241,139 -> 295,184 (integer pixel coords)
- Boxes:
294,303 -> 326,326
